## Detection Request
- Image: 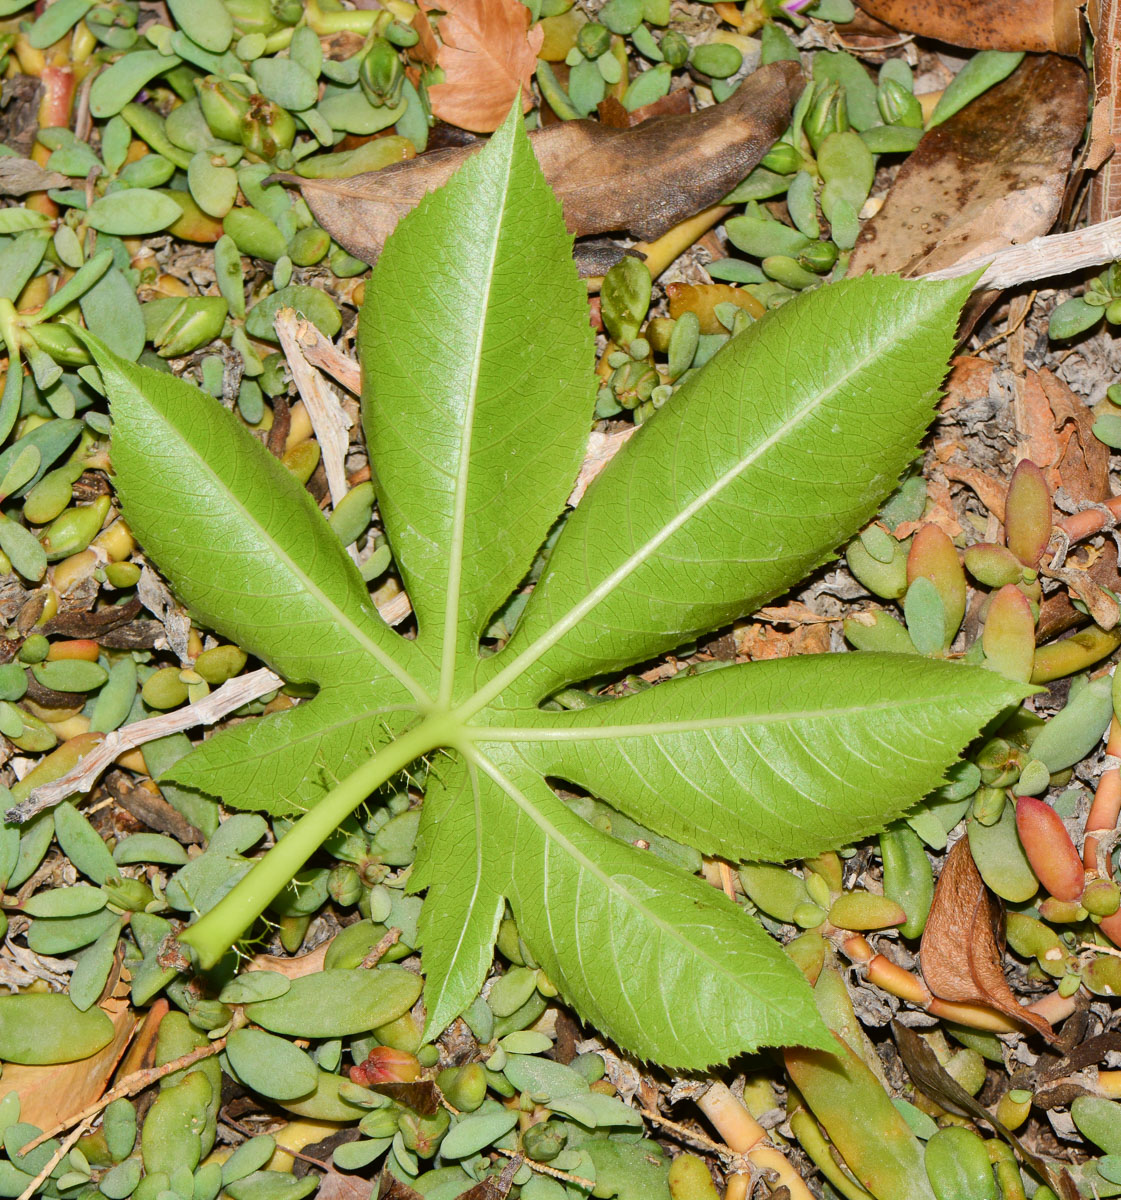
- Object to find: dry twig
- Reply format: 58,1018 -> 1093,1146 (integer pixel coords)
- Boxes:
5,668 -> 283,823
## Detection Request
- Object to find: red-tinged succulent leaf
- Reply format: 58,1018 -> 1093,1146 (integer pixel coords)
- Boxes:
1005,459 -> 1053,568
1015,796 -> 1085,902
920,838 -> 1058,1042
982,584 -> 1036,682
906,524 -> 967,644
964,542 -> 1023,588
349,1046 -> 422,1085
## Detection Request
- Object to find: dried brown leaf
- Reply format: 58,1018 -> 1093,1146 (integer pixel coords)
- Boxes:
0,156 -> 67,195
1039,367 -> 1110,504
853,0 -> 1081,52
285,61 -> 801,265
421,0 -> 543,133
849,56 -> 1087,279
317,1170 -> 374,1200
920,839 -> 1057,1041
1014,369 -> 1065,476
368,1080 -> 441,1115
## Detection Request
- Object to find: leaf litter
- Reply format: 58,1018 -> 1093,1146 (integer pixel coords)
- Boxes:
0,2 -> 1119,1199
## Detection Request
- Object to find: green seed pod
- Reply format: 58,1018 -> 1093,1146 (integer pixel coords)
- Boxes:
327,863 -> 362,906
142,666 -> 190,711
611,358 -> 658,408
521,1120 -> 567,1163
1037,896 -> 1085,922
287,226 -> 330,267
397,1106 -> 449,1158
437,1063 -> 487,1113
760,140 -> 802,174
797,240 -> 839,275
877,77 -> 923,128
385,20 -> 420,46
272,0 -> 304,24
195,76 -> 251,144
806,81 -> 849,153
971,786 -> 1006,826
359,39 -> 405,108
1083,954 -> 1121,996
924,1126 -> 998,1200
144,296 -> 229,358
976,738 -> 1020,786
102,874 -> 155,911
41,495 -> 111,562
577,21 -> 611,58
242,95 -> 296,161
224,0 -> 280,36
659,29 -> 689,67
223,207 -> 288,262
194,644 -> 248,685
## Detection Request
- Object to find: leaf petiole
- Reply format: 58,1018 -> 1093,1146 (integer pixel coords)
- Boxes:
178,713 -> 458,969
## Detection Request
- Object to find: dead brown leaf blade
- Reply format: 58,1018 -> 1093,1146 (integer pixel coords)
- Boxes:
286,61 -> 801,265
850,55 -> 1087,279
919,838 -> 1057,1042
421,0 -> 543,133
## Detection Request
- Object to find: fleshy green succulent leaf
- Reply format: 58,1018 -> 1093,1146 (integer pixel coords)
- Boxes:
479,654 -> 1030,863
80,338 -> 434,704
168,687 -> 415,817
479,272 -> 973,706
359,102 -> 594,699
475,747 -> 831,1067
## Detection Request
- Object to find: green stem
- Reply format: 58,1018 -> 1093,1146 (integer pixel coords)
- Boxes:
178,714 -> 455,969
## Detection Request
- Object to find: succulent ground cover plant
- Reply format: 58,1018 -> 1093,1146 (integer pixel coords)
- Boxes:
75,103 -> 1028,1069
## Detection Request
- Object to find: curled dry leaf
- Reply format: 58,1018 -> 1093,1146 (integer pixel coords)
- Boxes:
920,838 -> 1058,1042
849,55 -> 1087,279
284,61 -> 801,265
421,0 -> 543,133
1039,367 -> 1111,505
854,0 -> 1081,52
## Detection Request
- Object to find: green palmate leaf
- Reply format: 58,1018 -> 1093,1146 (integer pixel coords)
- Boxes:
169,684 -> 412,816
476,654 -> 1028,863
477,269 -> 973,706
82,101 -> 1024,1068
359,105 -> 593,704
468,747 -> 831,1063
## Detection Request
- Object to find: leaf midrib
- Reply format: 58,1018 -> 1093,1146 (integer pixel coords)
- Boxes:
458,313 -> 919,719
150,395 -> 431,707
438,143 -> 514,707
468,693 -> 960,741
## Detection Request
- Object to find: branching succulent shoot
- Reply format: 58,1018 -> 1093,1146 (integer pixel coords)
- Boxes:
82,104 -> 1025,1068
